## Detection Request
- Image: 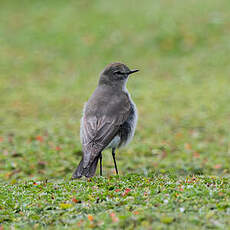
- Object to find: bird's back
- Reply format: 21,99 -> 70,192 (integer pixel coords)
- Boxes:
84,85 -> 131,119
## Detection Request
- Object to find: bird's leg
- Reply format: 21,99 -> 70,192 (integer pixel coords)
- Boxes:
112,148 -> 119,175
99,153 -> 102,176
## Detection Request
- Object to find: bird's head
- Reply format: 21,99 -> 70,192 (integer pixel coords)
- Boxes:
99,63 -> 139,88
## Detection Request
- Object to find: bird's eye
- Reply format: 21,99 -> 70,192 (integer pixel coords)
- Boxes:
113,70 -> 122,74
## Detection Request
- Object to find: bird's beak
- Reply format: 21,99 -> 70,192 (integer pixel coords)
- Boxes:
128,69 -> 139,75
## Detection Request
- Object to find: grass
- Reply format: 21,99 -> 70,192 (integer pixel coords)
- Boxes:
1,175 -> 230,229
1,0 -> 230,229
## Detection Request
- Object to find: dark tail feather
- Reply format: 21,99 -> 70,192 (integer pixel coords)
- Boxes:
85,156 -> 99,178
72,159 -> 84,179
72,157 -> 99,179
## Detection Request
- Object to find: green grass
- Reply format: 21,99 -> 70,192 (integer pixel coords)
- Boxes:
1,175 -> 230,229
1,0 -> 230,229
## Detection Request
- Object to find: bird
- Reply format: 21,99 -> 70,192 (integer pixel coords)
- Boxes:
72,62 -> 139,178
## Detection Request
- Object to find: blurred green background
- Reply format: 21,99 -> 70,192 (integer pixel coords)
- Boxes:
1,0 -> 230,180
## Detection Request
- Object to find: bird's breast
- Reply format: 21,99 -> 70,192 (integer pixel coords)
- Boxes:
106,135 -> 121,149
107,98 -> 137,149
118,100 -> 137,147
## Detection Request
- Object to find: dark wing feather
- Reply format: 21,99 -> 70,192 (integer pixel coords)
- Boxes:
81,89 -> 131,169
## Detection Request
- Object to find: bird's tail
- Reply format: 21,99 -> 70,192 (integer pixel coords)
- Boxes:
72,156 -> 99,179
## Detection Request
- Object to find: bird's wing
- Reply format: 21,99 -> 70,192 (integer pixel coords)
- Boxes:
81,94 -> 131,168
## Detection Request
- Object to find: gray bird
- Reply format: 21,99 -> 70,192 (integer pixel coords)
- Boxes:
72,63 -> 139,178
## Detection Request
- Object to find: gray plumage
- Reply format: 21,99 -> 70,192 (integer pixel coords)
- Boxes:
72,63 -> 138,178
